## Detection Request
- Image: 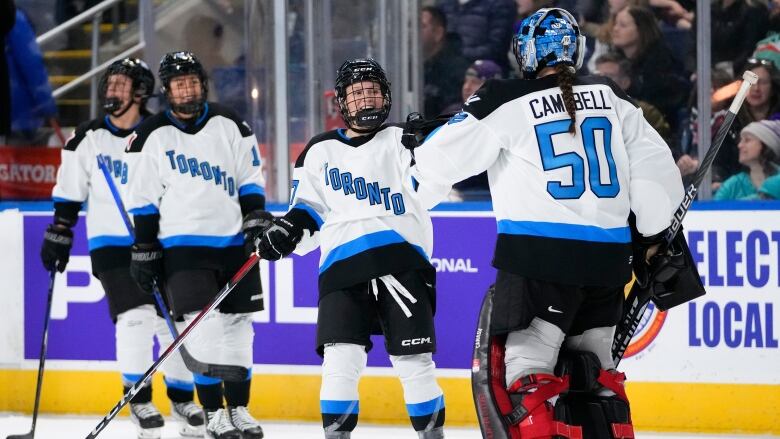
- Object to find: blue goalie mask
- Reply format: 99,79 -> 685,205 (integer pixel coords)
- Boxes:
513,8 -> 586,77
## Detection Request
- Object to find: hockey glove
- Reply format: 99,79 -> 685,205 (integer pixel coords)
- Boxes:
41,223 -> 73,272
401,112 -> 426,150
130,243 -> 164,294
242,209 -> 276,256
257,217 -> 303,261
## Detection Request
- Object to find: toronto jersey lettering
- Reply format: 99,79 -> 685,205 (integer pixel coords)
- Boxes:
414,75 -> 684,286
123,103 -> 265,257
287,125 -> 433,294
52,116 -> 139,274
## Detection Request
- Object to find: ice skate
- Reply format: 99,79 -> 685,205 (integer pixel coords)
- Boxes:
227,405 -> 264,439
205,408 -> 241,439
129,402 -> 164,439
172,400 -> 205,437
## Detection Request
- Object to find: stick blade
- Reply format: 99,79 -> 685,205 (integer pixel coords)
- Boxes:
207,364 -> 250,382
7,432 -> 34,439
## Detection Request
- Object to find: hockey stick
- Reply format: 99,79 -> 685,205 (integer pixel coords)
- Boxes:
85,253 -> 259,439
7,270 -> 56,439
96,155 -> 248,381
612,71 -> 758,366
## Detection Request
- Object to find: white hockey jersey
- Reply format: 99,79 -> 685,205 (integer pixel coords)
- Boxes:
285,125 -> 433,294
413,74 -> 684,286
52,116 -> 137,274
124,103 -> 265,264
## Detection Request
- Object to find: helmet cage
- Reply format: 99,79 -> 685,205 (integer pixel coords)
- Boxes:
335,59 -> 392,133
99,57 -> 154,117
158,51 -> 209,115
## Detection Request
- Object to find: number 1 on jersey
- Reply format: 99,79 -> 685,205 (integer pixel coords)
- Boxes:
535,116 -> 619,200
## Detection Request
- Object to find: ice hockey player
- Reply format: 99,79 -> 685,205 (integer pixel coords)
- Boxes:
42,58 -> 205,439
123,51 -> 270,439
256,58 -> 446,439
408,8 -> 684,439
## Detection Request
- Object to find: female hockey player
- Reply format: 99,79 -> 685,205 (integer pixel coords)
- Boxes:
257,58 -> 446,439
409,8 -> 684,439
123,51 -> 271,439
42,58 -> 204,439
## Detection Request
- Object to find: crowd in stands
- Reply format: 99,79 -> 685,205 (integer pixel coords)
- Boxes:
4,0 -> 780,202
422,0 -> 780,201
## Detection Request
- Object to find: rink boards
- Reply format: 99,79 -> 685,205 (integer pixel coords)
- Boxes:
0,202 -> 778,435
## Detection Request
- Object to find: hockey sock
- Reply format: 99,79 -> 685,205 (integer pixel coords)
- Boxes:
165,377 -> 195,403
224,375 -> 251,407
390,354 -> 445,432
124,380 -> 152,404
321,409 -> 358,432
195,379 -> 224,410
321,344 -> 365,433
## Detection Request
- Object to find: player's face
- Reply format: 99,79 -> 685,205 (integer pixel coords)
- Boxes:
738,133 -> 763,165
462,75 -> 485,102
168,74 -> 203,106
611,9 -> 639,52
105,74 -> 133,104
747,66 -> 772,109
344,81 -> 384,117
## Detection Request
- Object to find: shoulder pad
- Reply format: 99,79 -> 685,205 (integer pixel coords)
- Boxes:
125,113 -> 170,153
209,102 -> 254,137
295,130 -> 341,168
64,118 -> 102,151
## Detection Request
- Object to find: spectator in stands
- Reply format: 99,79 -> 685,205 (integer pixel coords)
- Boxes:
436,0 -> 516,74
715,120 -> 780,200
422,6 -> 471,118
1,0 -> 15,144
712,0 -> 769,75
442,59 -> 503,200
5,7 -> 58,144
593,52 -> 672,143
770,0 -> 780,34
611,5 -> 688,130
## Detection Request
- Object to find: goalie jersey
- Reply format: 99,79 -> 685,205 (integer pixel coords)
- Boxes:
413,75 -> 684,287
52,116 -> 137,274
286,125 -> 433,294
124,103 -> 265,271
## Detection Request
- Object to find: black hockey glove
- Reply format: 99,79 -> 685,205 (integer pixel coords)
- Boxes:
40,223 -> 73,272
257,217 -> 303,261
401,112 -> 426,150
242,209 -> 276,256
129,243 -> 164,294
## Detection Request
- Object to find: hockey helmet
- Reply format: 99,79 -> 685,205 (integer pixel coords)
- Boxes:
158,51 -> 208,115
335,58 -> 392,133
99,57 -> 155,116
513,8 -> 586,78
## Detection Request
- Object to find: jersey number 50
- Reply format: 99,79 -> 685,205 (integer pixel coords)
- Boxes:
535,116 -> 619,199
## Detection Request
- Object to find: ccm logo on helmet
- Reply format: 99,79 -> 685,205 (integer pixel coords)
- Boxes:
401,337 -> 432,346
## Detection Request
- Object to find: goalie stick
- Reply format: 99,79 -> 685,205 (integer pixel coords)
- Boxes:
611,70 -> 758,365
85,253 -> 260,439
97,155 -> 249,381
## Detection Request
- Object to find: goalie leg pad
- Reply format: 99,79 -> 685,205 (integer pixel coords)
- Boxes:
471,288 -> 581,439
556,350 -> 634,439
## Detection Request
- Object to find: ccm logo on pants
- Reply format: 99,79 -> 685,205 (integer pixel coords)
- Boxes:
401,337 -> 432,346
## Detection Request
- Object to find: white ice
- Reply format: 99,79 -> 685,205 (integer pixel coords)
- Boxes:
1,414 -> 777,439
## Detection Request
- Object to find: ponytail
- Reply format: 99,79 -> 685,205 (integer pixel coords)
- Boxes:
556,64 -> 577,134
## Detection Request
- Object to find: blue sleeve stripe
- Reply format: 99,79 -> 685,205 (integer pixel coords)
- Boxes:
423,125 -> 443,143
497,220 -> 631,243
406,395 -> 445,417
194,373 -> 222,385
320,400 -> 359,415
319,230 -> 430,273
164,377 -> 194,392
88,235 -> 133,251
129,204 -> 159,215
160,233 -> 244,248
292,203 -> 324,227
239,183 -> 266,197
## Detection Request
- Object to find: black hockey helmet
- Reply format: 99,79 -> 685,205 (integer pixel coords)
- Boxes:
334,58 -> 392,133
99,57 -> 155,117
158,51 -> 208,115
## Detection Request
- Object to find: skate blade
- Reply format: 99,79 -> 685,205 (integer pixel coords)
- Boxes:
179,424 -> 205,438
135,426 -> 162,439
